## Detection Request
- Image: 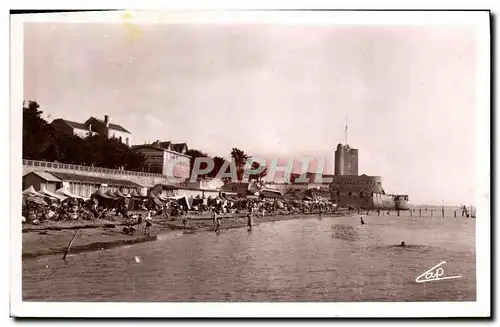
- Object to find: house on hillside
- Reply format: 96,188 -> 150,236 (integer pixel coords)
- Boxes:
131,140 -> 191,180
50,115 -> 131,146
51,119 -> 92,139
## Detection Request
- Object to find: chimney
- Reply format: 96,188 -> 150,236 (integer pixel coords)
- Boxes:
88,123 -> 92,132
104,115 -> 109,126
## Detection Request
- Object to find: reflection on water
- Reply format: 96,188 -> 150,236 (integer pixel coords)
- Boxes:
23,215 -> 476,302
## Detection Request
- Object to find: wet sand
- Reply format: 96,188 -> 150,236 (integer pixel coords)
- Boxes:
22,210 -> 349,259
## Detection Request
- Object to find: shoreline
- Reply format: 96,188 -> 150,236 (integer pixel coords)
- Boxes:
22,211 -> 350,260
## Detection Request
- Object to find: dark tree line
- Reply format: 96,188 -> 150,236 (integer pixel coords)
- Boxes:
23,101 -> 145,170
24,100 -> 269,179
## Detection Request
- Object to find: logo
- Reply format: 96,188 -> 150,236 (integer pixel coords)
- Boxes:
415,261 -> 462,283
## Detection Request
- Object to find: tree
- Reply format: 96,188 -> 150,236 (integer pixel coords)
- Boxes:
186,149 -> 209,178
230,147 -> 248,182
248,161 -> 268,182
208,156 -> 227,178
22,100 -> 146,170
22,101 -> 54,160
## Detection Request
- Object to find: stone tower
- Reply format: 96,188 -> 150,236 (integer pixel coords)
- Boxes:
334,144 -> 358,176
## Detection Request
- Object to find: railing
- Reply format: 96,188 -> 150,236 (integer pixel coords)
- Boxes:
22,159 -> 183,181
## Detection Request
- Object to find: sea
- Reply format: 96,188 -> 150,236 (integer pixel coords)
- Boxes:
22,213 -> 476,302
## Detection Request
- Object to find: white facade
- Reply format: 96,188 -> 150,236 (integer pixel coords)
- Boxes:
109,129 -> 131,146
73,128 -> 91,138
134,146 -> 191,180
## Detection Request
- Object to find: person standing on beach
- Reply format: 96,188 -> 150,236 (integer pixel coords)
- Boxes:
212,208 -> 218,228
247,212 -> 253,231
137,214 -> 143,231
144,212 -> 152,236
215,216 -> 222,234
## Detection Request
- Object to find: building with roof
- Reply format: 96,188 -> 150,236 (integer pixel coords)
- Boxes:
22,171 -> 62,193
131,140 -> 191,180
51,115 -> 131,146
22,170 -> 144,199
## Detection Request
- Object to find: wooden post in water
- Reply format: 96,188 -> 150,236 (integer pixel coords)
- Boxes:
431,210 -> 433,218
397,210 -> 400,216
454,210 -> 457,218
63,229 -> 80,261
419,207 -> 422,217
410,210 -> 412,217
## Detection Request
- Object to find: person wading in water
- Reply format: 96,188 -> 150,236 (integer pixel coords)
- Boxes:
360,217 -> 365,225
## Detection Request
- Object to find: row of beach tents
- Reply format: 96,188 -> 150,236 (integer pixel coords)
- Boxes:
22,185 -> 88,206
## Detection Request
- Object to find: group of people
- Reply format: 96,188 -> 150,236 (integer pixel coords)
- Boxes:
122,211 -> 154,236
209,203 -> 272,234
22,197 -> 93,224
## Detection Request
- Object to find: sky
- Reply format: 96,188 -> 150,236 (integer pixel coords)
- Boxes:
23,22 -> 477,205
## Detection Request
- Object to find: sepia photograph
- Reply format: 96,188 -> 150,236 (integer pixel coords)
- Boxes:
10,9 -> 491,318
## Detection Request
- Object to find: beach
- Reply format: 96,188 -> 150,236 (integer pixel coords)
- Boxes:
22,210 -> 349,259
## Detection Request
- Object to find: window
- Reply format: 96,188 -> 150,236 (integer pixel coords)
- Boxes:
119,136 -> 122,142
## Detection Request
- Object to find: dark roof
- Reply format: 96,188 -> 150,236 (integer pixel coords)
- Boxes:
53,119 -> 87,131
50,172 -> 143,188
87,117 -> 131,134
109,123 -> 130,133
133,141 -> 189,155
160,141 -> 171,149
24,171 -> 62,182
172,143 -> 188,153
131,144 -> 165,152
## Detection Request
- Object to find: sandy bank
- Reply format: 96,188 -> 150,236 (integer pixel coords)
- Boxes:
22,210 -> 350,260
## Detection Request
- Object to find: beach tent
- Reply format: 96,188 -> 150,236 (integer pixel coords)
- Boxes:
157,193 -> 169,201
39,185 -> 67,201
55,187 -> 87,200
169,195 -> 191,210
129,189 -> 142,199
91,188 -> 116,200
22,185 -> 42,197
260,189 -> 284,199
114,189 -> 128,198
106,189 -> 119,199
147,196 -> 164,207
25,196 -> 48,206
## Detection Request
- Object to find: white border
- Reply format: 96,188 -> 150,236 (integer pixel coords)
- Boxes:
9,9 -> 491,318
